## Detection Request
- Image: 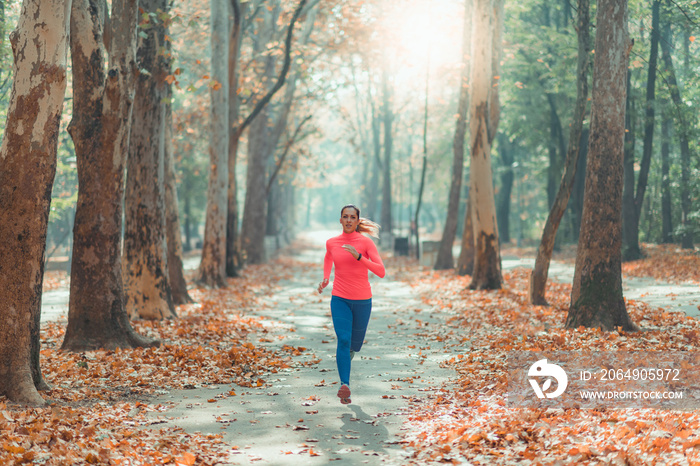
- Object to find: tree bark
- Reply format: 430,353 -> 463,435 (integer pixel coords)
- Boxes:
496,134 -> 513,244
570,129 -> 588,240
566,0 -> 636,332
660,100 -> 672,243
198,0 -> 230,288
164,97 -> 192,304
621,70 -> 638,259
456,192 -> 474,276
435,0 -> 472,270
623,0 -> 660,261
239,0 -> 309,264
546,95 -> 563,210
226,0 -> 245,278
529,0 -> 590,305
124,0 -> 176,319
263,9 -> 317,241
660,14 -> 693,249
468,0 -> 503,290
241,107 -> 273,264
368,100 -> 382,221
381,66 -> 394,235
63,0 -> 160,351
0,0 -> 71,406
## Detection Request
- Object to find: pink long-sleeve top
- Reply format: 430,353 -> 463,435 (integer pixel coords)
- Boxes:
323,231 -> 386,300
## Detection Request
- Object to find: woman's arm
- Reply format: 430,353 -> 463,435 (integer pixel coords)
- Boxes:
360,239 -> 385,278
323,247 -> 333,280
318,242 -> 333,294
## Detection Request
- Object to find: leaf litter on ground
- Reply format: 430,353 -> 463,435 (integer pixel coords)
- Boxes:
6,240 -> 700,465
387,243 -> 700,465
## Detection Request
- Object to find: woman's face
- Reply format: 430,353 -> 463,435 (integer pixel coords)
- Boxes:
340,207 -> 360,234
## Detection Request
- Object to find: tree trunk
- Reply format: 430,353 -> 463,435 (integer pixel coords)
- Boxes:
241,107 -> 273,264
468,0 -> 502,290
63,0 -> 160,351
164,97 -> 192,304
239,0 -> 309,264
456,193 -> 474,276
660,15 -> 693,249
634,0 -> 660,229
263,9 -> 317,241
435,0 -> 472,270
239,5 -> 276,265
566,0 -> 636,332
546,96 -> 562,210
226,0 -> 245,278
238,3 -> 277,266
124,0 -> 176,319
623,0 -> 660,261
267,180 -> 281,236
621,70 -> 639,260
184,194 -> 192,252
367,101 -> 382,221
0,0 -> 71,406
496,134 -> 513,244
381,66 -> 394,234
198,0 -> 230,288
660,100 -> 672,243
570,128 -> 588,241
529,0 -> 590,305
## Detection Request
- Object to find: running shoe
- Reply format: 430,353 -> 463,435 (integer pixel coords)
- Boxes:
337,384 -> 351,404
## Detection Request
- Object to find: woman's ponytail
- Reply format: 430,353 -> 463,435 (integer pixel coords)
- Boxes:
357,218 -> 381,238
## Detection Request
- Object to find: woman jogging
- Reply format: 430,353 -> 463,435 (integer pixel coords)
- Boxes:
317,204 -> 385,404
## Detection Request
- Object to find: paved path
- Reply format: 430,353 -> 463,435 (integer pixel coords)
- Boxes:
42,245 -> 700,324
146,235 -> 452,465
501,256 -> 700,318
40,234 -> 699,464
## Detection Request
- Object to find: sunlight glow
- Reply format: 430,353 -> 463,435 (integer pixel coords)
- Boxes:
379,0 -> 464,74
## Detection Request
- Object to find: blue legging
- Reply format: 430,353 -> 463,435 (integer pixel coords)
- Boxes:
330,296 -> 372,386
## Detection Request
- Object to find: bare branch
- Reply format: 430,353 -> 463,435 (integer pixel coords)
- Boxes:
234,0 -> 309,139
266,114 -> 312,194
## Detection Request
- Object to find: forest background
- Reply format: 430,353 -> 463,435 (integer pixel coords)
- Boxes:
0,0 -> 698,463
0,0 -> 696,272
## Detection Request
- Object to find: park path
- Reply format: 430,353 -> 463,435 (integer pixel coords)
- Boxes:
38,232 -> 700,464
143,232 -> 454,465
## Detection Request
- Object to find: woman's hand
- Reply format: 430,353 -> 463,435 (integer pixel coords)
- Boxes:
317,278 -> 329,294
341,244 -> 360,260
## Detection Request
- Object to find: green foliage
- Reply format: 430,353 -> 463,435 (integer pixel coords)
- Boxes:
0,0 -> 696,252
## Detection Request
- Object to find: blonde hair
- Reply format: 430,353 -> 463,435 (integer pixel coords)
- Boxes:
341,204 -> 381,238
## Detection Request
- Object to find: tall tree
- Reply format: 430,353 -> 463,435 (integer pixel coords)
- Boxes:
468,0 -> 503,290
124,0 -> 176,319
380,65 -> 394,236
63,0 -> 160,350
239,0 -> 309,265
659,9 -> 693,250
413,25 -> 431,261
198,0 -> 230,288
264,8 -> 318,238
660,100 -> 673,243
529,0 -> 591,305
225,0 -> 245,278
0,0 -> 71,406
496,134 -> 514,244
434,0 -> 472,270
456,193 -> 475,276
367,97 -> 382,221
566,0 -> 636,331
622,0 -> 660,261
164,95 -> 192,304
